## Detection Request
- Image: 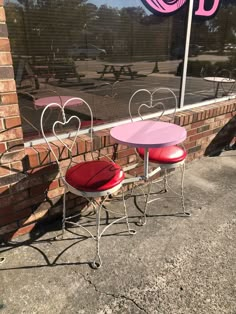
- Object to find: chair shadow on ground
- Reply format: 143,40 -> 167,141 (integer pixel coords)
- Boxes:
0,151 -> 138,270
129,181 -> 192,221
204,115 -> 236,157
0,212 -> 139,271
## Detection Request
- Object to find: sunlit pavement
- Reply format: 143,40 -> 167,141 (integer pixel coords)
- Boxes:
1,150 -> 236,313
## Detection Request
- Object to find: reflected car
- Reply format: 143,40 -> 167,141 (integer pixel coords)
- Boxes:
68,44 -> 107,60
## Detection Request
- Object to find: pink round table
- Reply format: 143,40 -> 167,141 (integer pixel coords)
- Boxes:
111,120 -> 187,179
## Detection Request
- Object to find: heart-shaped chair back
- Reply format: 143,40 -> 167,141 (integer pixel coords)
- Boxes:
213,68 -> 235,96
128,87 -> 177,122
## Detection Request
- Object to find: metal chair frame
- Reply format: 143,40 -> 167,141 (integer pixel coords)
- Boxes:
213,69 -> 235,97
40,97 -> 135,268
19,89 -> 64,136
128,87 -> 189,225
201,67 -> 236,98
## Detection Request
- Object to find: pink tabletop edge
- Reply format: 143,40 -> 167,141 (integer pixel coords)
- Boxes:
110,120 -> 187,148
35,96 -> 83,108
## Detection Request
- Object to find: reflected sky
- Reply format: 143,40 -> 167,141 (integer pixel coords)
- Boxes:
89,0 -> 148,10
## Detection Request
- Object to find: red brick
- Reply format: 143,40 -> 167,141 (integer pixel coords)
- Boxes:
11,195 -> 45,213
5,116 -> 21,128
21,208 -> 49,225
11,161 -> 24,172
1,150 -> 25,164
0,7 -> 5,21
0,141 -> 6,153
0,190 -> 29,209
0,38 -> 10,52
27,163 -> 57,175
84,152 -> 93,161
47,187 -> 64,199
115,156 -> 128,166
7,138 -> 24,152
72,155 -> 84,163
51,140 -> 68,160
99,147 -> 109,156
0,127 -> 23,141
11,223 -> 36,238
0,53 -> 12,66
0,66 -> 14,80
191,121 -> 205,129
0,223 -> 18,236
0,93 -> 17,104
0,24 -> 8,37
48,179 -> 59,190
118,147 -> 136,158
187,129 -> 197,136
0,118 -> 4,130
0,80 -> 16,93
25,147 -> 39,168
30,183 -> 50,197
190,130 -> 213,141
33,145 -> 51,165
77,140 -> 86,154
0,164 -> 10,176
0,185 -> 9,194
0,208 -> 32,227
0,104 -> 19,117
184,141 -> 197,150
128,154 -> 137,163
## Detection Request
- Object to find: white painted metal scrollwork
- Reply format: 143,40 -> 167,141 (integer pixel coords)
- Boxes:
128,87 -> 177,122
40,97 -> 135,268
128,87 -> 189,226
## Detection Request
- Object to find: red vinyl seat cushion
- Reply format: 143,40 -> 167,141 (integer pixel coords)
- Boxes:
65,160 -> 124,192
137,145 -> 187,164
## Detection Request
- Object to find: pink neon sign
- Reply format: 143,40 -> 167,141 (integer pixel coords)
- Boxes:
141,0 -> 221,17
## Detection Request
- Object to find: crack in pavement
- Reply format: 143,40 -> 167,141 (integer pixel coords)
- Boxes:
79,272 -> 148,313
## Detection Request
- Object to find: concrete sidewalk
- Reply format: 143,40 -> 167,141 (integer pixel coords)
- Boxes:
0,151 -> 236,314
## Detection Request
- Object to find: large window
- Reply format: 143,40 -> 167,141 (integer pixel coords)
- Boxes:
185,1 -> 236,104
5,0 -> 236,141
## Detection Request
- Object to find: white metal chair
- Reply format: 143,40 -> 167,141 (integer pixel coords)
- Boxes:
128,87 -> 189,225
40,97 -> 135,268
19,89 -> 82,136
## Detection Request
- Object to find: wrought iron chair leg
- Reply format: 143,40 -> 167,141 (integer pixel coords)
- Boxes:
91,201 -> 103,269
121,186 -> 136,235
62,190 -> 67,233
180,162 -> 190,217
55,189 -> 67,240
138,181 -> 152,226
163,169 -> 168,192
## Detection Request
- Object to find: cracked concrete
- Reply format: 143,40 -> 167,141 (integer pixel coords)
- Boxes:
0,151 -> 236,314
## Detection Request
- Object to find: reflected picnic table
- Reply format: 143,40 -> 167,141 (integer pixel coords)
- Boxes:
99,63 -> 135,80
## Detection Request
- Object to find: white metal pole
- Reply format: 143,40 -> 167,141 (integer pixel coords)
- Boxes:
179,0 -> 194,108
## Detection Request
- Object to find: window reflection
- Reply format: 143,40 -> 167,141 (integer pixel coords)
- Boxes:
186,0 -> 236,104
5,0 -> 235,140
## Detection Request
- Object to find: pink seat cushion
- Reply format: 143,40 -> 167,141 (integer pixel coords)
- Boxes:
65,160 -> 124,192
137,146 -> 187,164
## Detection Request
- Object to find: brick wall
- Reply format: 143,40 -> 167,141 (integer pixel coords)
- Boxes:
0,98 -> 235,241
0,1 -> 26,239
